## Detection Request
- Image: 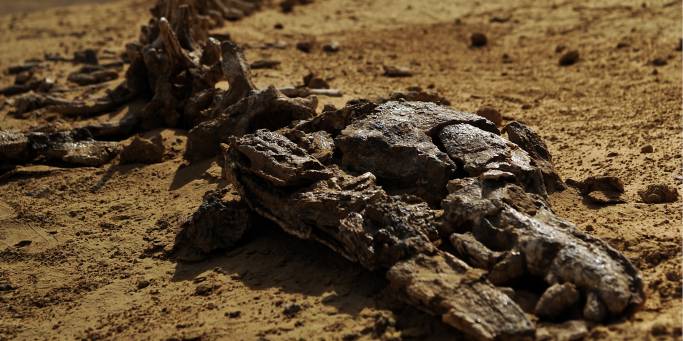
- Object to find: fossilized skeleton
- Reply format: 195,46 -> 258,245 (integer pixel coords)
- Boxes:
0,0 -> 644,339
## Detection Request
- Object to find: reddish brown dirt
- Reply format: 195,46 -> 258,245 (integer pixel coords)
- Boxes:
0,0 -> 681,340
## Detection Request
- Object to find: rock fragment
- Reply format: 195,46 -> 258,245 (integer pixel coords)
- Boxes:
322,41 -> 340,53
250,59 -> 281,69
567,175 -> 625,205
73,49 -> 99,65
475,106 -> 502,126
640,144 -> 653,153
119,136 -> 164,165
383,65 -> 413,77
296,40 -> 315,53
174,188 -> 252,262
638,184 -> 679,204
559,50 -> 579,66
535,283 -> 580,319
470,32 -> 488,47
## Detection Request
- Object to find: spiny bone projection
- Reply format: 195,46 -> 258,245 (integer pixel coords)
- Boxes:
174,100 -> 644,340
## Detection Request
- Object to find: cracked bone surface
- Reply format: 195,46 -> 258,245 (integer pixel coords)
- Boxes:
222,101 -> 644,340
0,129 -> 120,167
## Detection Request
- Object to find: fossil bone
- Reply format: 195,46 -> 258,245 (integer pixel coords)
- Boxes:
219,101 -> 645,340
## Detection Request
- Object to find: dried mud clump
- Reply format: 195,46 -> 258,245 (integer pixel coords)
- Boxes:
217,100 -> 645,340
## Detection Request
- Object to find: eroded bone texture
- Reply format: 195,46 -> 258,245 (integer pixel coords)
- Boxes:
223,101 -> 644,340
0,129 -> 120,166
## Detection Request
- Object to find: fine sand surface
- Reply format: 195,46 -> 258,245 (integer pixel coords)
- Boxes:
0,0 -> 681,339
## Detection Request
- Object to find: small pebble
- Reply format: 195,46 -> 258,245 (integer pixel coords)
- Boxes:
322,41 -> 340,53
475,106 -> 503,126
640,144 -> 653,153
559,50 -> 579,66
470,32 -> 488,47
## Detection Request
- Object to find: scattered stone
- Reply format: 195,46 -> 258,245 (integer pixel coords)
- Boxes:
250,59 -> 281,69
67,65 -> 118,86
173,188 -> 252,262
555,44 -> 567,53
0,282 -> 14,291
651,323 -> 668,336
535,283 -> 580,319
283,303 -> 302,317
195,283 -> 217,296
7,62 -> 40,75
119,136 -> 164,165
322,41 -> 341,53
383,65 -> 413,77
638,184 -> 679,204
559,50 -> 579,66
650,57 -> 667,66
502,53 -> 513,63
226,311 -> 241,318
490,16 -> 510,23
136,279 -> 151,289
470,32 -> 488,47
73,49 -> 98,65
388,87 -> 450,105
296,40 -> 315,53
640,144 -> 653,153
616,41 -> 630,49
475,106 -> 503,126
14,240 -> 32,247
567,175 -> 625,205
676,39 -> 682,52
303,73 -> 330,89
274,23 -> 284,29
281,0 -> 314,13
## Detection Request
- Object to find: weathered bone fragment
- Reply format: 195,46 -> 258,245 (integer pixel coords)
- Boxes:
67,65 -> 119,86
334,101 -> 497,205
185,43 -> 317,160
0,129 -> 120,166
221,101 -> 644,339
503,121 -> 565,192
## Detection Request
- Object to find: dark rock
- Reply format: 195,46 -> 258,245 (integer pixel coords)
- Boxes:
567,175 -> 625,205
195,282 -> 217,296
226,311 -> 241,318
638,184 -> 679,204
388,88 -> 450,105
583,292 -> 607,322
303,73 -> 329,89
640,144 -> 653,153
559,50 -> 579,66
173,188 -> 252,262
73,49 -> 99,65
250,59 -> 281,69
119,136 -> 164,165
322,41 -> 340,53
296,40 -> 315,53
504,121 -> 565,192
14,240 -> 32,247
650,57 -> 667,66
535,283 -> 580,319
382,65 -> 413,77
475,106 -> 502,126
470,32 -> 488,47
283,303 -> 302,317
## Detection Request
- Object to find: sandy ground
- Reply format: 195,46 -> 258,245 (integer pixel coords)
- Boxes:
0,0 -> 681,340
